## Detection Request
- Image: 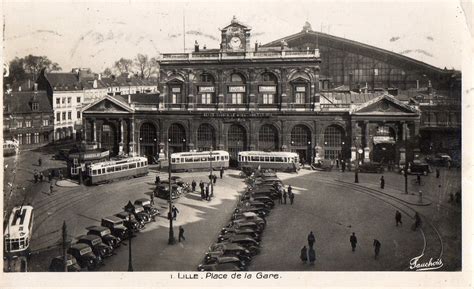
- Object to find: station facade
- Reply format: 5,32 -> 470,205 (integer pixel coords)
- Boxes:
82,17 -> 460,166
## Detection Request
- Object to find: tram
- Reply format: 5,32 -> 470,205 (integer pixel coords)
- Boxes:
85,157 -> 149,185
4,205 -> 34,257
3,139 -> 19,157
238,151 -> 300,172
170,150 -> 229,172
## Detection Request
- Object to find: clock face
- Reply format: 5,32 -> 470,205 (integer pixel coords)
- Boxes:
230,36 -> 242,49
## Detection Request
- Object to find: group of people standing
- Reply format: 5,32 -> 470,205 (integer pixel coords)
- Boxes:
349,232 -> 382,260
190,167 -> 226,201
300,231 -> 316,265
277,185 -> 295,205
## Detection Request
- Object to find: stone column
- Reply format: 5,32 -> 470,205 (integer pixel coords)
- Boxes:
92,119 -> 97,143
128,119 -> 136,156
82,118 -> 88,143
280,69 -> 288,111
119,119 -> 124,154
187,72 -> 195,110
363,121 -> 370,162
350,121 -> 358,163
248,69 -> 257,111
218,70 -> 226,110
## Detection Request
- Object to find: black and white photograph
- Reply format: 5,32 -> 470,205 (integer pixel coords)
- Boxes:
1,0 -> 471,287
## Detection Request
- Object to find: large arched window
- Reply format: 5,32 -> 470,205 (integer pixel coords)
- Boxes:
198,73 -> 216,104
258,124 -> 278,151
101,123 -> 118,155
324,125 -> 344,159
168,123 -> 186,153
197,124 -> 216,151
139,122 -> 157,159
228,124 -> 247,163
228,73 -> 246,104
259,72 -> 278,104
291,125 -> 311,146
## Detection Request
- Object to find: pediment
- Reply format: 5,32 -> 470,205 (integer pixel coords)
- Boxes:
352,94 -> 418,115
83,97 -> 132,113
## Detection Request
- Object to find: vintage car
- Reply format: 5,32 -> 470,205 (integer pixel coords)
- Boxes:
197,263 -> 243,271
115,211 -> 145,231
357,162 -> 384,174
100,216 -> 129,240
134,198 -> 160,217
425,153 -> 452,166
209,243 -> 252,258
311,159 -> 333,171
86,226 -> 121,249
234,206 -> 269,218
77,235 -> 114,259
130,205 -> 151,224
67,243 -> 102,271
215,240 -> 260,256
154,184 -> 180,200
201,256 -> 247,269
205,250 -> 252,264
218,231 -> 261,242
238,200 -> 272,210
241,195 -> 275,208
225,221 -> 264,233
399,161 -> 431,175
49,254 -> 81,272
232,212 -> 267,227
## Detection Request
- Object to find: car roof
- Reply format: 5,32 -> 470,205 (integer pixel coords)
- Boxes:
70,243 -> 90,250
135,198 -> 149,203
242,212 -> 257,218
102,216 -> 123,222
86,225 -> 110,232
78,235 -> 101,241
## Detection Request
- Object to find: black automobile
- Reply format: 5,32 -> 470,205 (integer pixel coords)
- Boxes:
201,256 -> 246,270
232,212 -> 266,227
218,231 -> 261,242
134,198 -> 160,217
197,263 -> 242,271
358,162 -> 384,174
100,216 -> 129,240
400,161 -> 431,175
205,250 -> 252,264
67,243 -> 102,271
241,195 -> 274,208
216,240 -> 260,256
115,211 -> 145,231
425,153 -> 452,166
49,254 -> 81,272
154,184 -> 180,200
225,221 -> 264,233
77,235 -> 114,259
86,226 -> 121,249
238,200 -> 272,210
130,205 -> 151,224
209,243 -> 252,258
220,227 -> 261,241
234,207 -> 269,218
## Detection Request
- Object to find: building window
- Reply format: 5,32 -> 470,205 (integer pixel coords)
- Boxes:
294,86 -> 306,104
77,97 -> 81,103
56,112 -> 61,122
17,121 -> 23,128
32,103 -> 39,111
68,111 -> 72,120
43,132 -> 49,142
231,93 -> 243,104
56,98 -> 60,104
62,112 -> 66,122
170,86 -> 182,104
291,125 -> 310,146
25,120 -> 31,128
34,133 -> 39,144
201,93 -> 212,104
26,133 -> 31,144
324,125 -> 344,160
197,124 -> 215,151
67,97 -> 71,104
258,124 -> 278,151
262,94 -> 274,104
77,111 -> 81,119
43,119 -> 49,126
62,98 -> 66,104
18,134 -> 23,145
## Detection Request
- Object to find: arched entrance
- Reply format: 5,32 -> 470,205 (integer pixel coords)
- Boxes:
258,124 -> 279,151
323,125 -> 344,160
290,124 -> 311,164
228,124 -> 247,166
197,124 -> 216,151
168,123 -> 186,153
101,123 -> 118,156
139,122 -> 158,162
372,126 -> 397,164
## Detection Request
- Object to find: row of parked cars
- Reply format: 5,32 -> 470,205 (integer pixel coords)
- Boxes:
49,198 -> 160,272
197,170 -> 283,271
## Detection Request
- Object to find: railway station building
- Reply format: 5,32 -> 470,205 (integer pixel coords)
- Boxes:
82,17 -> 461,166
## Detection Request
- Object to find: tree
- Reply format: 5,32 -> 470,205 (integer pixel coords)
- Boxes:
102,67 -> 113,78
113,58 -> 133,75
134,54 -> 159,79
5,55 -> 61,86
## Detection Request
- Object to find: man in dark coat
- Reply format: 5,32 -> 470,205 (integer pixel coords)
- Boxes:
213,174 -> 217,184
341,160 -> 346,172
300,246 -> 308,263
436,168 -> 440,178
283,190 -> 287,204
178,226 -> 186,242
172,205 -> 179,220
220,167 -> 224,179
205,185 -> 210,201
395,210 -> 402,226
155,175 -> 161,184
308,247 -> 316,265
289,192 -> 295,205
307,231 -> 315,248
373,239 -> 381,259
191,180 -> 196,192
350,232 -> 357,252
278,190 -> 283,204
288,185 -> 293,195
380,176 -> 385,189
199,180 -> 204,195
354,170 -> 359,183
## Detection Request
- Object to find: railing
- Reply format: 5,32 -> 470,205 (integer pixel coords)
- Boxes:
421,121 -> 461,128
319,104 -> 352,111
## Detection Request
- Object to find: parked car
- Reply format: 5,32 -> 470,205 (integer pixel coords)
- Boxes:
134,198 -> 160,217
205,250 -> 252,264
154,184 -> 180,200
77,235 -> 114,259
100,216 -> 129,240
115,211 -> 145,231
202,256 -> 247,269
209,243 -> 252,258
426,153 -> 452,166
49,254 -> 81,272
130,205 -> 151,223
399,161 -> 431,175
358,162 -> 384,173
238,200 -> 272,210
232,212 -> 266,227
218,231 -> 261,242
225,221 -> 264,233
197,263 -> 243,271
311,159 -> 333,171
67,243 -> 102,271
216,239 -> 260,255
241,195 -> 275,208
86,226 -> 121,249
234,207 -> 269,218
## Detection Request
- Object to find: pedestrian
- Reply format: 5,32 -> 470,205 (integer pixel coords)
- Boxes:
289,192 -> 295,205
354,170 -> 359,183
447,160 -> 451,170
213,174 -> 217,185
278,190 -> 283,204
341,160 -> 346,172
49,182 -> 54,195
205,185 -> 210,201
48,172 -> 53,183
416,174 -> 421,185
150,193 -> 154,205
373,239 -> 381,259
336,158 -> 340,168
395,210 -> 402,226
380,175 -> 385,189
300,246 -> 308,263
34,171 -> 39,183
172,205 -> 179,220
39,172 -> 44,182
178,226 -> 186,242
155,175 -> 161,184
413,212 -> 421,230
220,167 -> 224,179
38,158 -> 42,166
191,180 -> 196,192
307,231 -> 315,248
167,211 -> 172,220
350,232 -> 357,252
283,190 -> 287,204
199,180 -> 204,193
308,247 -> 316,265
436,168 -> 440,178
288,185 -> 293,195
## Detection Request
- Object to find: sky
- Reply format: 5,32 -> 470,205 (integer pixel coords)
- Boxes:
2,0 -> 470,73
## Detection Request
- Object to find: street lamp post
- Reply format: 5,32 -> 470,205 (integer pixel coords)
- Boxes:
124,201 -> 135,271
307,141 -> 312,166
210,147 -> 214,197
167,138 -> 175,245
404,125 -> 408,194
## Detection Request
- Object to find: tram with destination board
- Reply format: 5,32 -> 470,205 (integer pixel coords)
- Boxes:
170,150 -> 229,172
85,157 -> 149,185
4,205 -> 34,257
3,139 -> 19,157
238,151 -> 300,172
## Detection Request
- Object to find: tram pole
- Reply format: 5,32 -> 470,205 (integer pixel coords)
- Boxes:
62,221 -> 68,272
210,147 -> 214,198
168,139 -> 175,245
404,124 -> 408,194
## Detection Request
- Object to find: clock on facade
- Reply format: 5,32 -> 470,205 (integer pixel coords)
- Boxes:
230,36 -> 242,49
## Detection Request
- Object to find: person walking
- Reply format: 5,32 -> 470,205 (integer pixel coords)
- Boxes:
199,180 -> 204,195
191,180 -> 196,192
300,246 -> 308,263
283,190 -> 287,204
289,192 -> 295,205
308,247 -> 316,265
341,160 -> 346,172
213,174 -> 217,184
307,231 -> 315,248
38,158 -> 42,167
350,232 -> 357,252
39,172 -> 44,182
178,226 -> 185,242
220,167 -> 224,179
354,170 -> 359,183
150,193 -> 155,205
278,190 -> 283,204
380,175 -> 385,189
155,175 -> 161,184
172,206 -> 179,220
373,239 -> 381,259
436,168 -> 440,178
288,185 -> 293,196
205,185 -> 210,201
49,182 -> 54,195
395,210 -> 402,226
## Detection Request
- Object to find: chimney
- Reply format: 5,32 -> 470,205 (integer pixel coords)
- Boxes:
128,94 -> 131,104
34,83 -> 38,91
93,79 -> 98,89
28,79 -> 31,89
194,40 -> 199,52
98,73 -> 102,80
255,41 -> 258,52
203,44 -> 207,50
